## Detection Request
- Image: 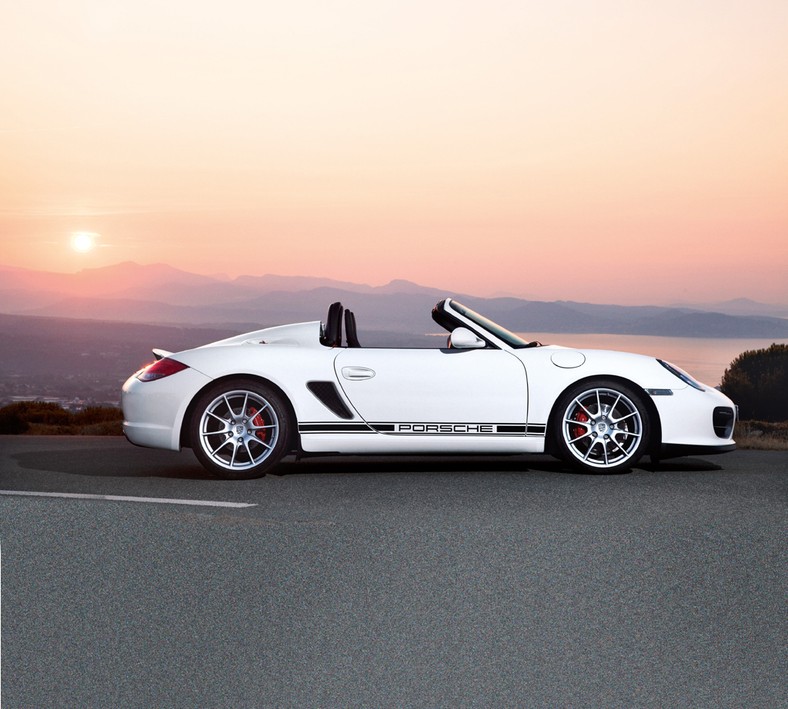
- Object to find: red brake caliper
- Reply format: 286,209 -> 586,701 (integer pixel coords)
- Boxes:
572,410 -> 590,439
247,407 -> 267,442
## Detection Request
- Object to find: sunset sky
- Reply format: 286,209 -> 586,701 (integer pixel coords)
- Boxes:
2,0 -> 787,305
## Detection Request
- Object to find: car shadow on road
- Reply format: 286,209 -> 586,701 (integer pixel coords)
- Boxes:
13,449 -> 575,479
274,454 -> 724,477
640,457 -> 724,473
275,455 -> 570,477
10,446 -> 724,481
12,448 -> 215,480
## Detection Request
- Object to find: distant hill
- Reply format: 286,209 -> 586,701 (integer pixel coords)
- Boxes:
1,261 -> 788,338
671,297 -> 788,319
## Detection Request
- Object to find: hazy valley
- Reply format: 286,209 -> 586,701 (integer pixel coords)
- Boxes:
1,261 -> 787,406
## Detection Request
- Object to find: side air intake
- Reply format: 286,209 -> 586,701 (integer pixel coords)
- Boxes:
306,381 -> 354,420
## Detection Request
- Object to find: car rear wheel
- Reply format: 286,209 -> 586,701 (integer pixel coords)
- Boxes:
551,379 -> 651,473
190,379 -> 290,479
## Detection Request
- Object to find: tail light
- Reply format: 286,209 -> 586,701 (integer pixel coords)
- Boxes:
136,357 -> 189,382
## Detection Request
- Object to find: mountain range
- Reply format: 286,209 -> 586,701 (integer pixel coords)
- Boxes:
1,261 -> 787,339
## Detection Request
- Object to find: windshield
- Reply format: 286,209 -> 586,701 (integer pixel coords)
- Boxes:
450,301 -> 532,348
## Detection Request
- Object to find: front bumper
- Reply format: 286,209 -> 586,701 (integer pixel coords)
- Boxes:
650,384 -> 737,451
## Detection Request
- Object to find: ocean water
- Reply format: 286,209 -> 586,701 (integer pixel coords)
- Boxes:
520,333 -> 788,387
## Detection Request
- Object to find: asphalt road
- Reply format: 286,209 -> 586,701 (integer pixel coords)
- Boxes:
0,436 -> 785,708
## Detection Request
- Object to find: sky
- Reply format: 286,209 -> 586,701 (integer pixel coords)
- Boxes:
1,0 -> 787,305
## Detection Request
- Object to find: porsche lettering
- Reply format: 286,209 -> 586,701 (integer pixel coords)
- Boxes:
396,423 -> 495,434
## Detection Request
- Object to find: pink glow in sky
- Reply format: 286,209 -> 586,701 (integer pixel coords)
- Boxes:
1,0 -> 787,304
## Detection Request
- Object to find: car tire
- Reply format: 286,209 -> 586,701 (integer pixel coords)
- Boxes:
551,379 -> 651,474
189,379 -> 291,479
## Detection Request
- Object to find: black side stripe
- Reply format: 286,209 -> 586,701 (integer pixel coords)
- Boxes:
497,424 -> 547,436
298,422 -> 547,436
299,423 -> 374,434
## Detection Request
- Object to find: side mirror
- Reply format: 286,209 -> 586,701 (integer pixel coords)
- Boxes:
450,327 -> 486,349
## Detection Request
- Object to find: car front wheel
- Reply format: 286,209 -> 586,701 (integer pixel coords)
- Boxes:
189,379 -> 290,479
551,379 -> 651,473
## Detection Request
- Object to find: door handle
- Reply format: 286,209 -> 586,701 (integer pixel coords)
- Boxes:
341,366 -> 376,381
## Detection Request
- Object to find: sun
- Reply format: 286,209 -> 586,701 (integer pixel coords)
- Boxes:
70,232 -> 98,253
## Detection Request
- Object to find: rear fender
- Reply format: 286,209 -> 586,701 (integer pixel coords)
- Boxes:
180,374 -> 302,453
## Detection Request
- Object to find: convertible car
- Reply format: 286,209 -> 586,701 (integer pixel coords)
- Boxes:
122,299 -> 737,478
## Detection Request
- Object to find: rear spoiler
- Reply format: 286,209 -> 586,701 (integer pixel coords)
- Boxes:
152,348 -> 172,361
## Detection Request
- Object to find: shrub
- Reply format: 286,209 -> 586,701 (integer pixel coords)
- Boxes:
0,402 -> 123,435
72,406 -> 124,426
720,343 -> 788,422
1,401 -> 70,425
0,409 -> 29,434
734,420 -> 788,450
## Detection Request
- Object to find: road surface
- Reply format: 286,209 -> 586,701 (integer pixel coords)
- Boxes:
0,436 -> 785,707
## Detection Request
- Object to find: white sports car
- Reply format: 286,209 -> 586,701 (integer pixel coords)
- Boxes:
122,298 -> 737,478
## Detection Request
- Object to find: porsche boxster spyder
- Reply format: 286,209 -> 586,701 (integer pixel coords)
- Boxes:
122,299 -> 737,478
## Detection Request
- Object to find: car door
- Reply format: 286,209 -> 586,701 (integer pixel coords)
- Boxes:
333,347 -> 527,432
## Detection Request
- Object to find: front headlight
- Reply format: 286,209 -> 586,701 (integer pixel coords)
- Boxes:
657,359 -> 705,391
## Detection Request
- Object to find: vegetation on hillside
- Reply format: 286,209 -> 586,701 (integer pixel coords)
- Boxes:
734,420 -> 788,451
0,401 -> 123,435
720,343 -> 788,422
